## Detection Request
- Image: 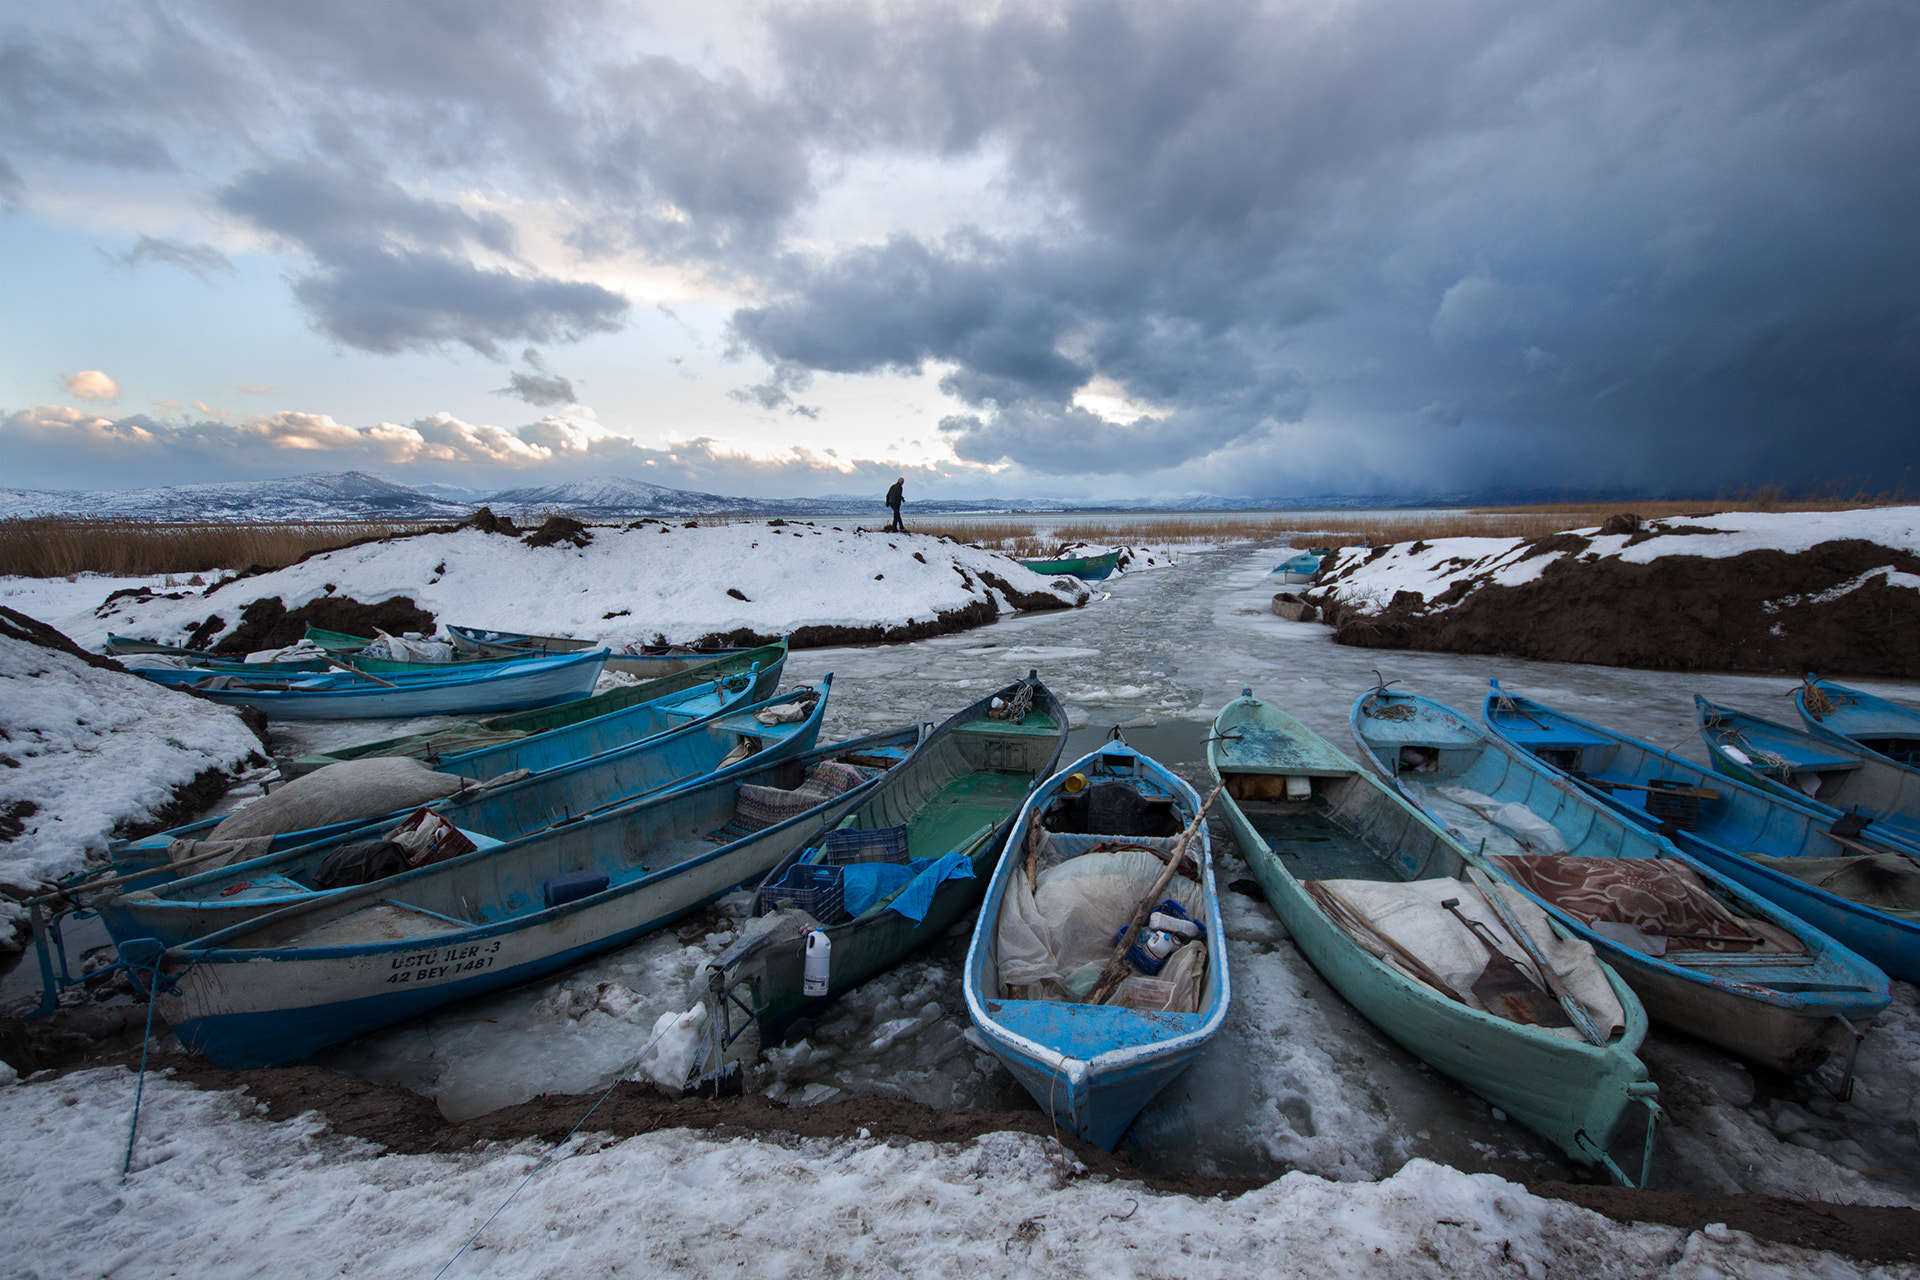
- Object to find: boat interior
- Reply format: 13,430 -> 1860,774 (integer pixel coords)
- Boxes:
986,749 -> 1217,1020
208,733 -> 922,954
758,715 -> 1061,927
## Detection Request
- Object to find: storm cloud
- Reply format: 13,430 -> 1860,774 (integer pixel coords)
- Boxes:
3,0 -> 1916,496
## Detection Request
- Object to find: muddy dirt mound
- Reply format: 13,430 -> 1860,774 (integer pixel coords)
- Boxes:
1315,539 -> 1920,676
205,595 -> 437,655
522,515 -> 593,549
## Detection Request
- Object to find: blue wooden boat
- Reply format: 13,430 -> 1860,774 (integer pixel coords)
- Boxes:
87,678 -> 827,951
124,719 -> 918,1069
701,674 -> 1067,1055
1796,677 -> 1920,771
964,738 -> 1229,1149
281,640 -> 789,778
1697,695 -> 1920,855
1471,687 -> 1920,987
1014,549 -> 1122,581
1351,686 -> 1889,1078
449,623 -> 763,679
1220,690 -> 1658,1185
132,649 -> 608,720
102,667 -> 768,885
1269,551 -> 1323,583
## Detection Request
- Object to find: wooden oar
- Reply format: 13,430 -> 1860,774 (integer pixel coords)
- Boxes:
1086,784 -> 1223,1007
1465,867 -> 1605,1044
1583,778 -> 1720,800
327,657 -> 399,688
1305,881 -> 1466,1004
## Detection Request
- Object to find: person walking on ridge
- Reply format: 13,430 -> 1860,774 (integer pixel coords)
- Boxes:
885,477 -> 906,532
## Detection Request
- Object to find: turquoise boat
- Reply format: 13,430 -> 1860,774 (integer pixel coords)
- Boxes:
1468,688 -> 1920,986
701,674 -> 1067,1056
132,649 -> 608,720
1698,694 -> 1920,857
1015,549 -> 1121,581
448,623 -> 765,679
1796,677 -> 1920,771
127,720 -> 917,1070
1217,690 -> 1657,1185
963,737 -> 1229,1150
1268,551 -> 1323,583
85,677 -> 824,953
1351,686 -> 1889,1078
280,640 -> 789,777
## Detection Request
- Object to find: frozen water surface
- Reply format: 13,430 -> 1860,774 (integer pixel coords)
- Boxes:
165,544 -> 1920,1200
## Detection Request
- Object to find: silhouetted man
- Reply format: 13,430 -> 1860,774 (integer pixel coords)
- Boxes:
885,477 -> 905,532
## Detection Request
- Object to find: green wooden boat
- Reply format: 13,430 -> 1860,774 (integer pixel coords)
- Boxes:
1210,688 -> 1659,1185
281,640 -> 789,777
700,673 -> 1067,1062
1015,549 -> 1121,581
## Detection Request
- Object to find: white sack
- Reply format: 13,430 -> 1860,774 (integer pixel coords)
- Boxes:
208,757 -> 468,839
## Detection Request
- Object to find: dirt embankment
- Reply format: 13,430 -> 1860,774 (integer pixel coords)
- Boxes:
1312,538 -> 1920,676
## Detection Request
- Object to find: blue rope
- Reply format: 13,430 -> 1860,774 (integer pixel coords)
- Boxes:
430,998 -> 697,1280
122,955 -> 164,1178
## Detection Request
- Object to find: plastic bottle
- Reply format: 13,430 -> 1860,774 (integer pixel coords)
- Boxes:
804,929 -> 832,997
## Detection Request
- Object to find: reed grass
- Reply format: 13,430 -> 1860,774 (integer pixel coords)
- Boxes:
0,518 -> 433,578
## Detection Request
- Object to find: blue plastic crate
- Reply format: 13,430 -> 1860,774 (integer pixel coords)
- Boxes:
759,862 -> 846,923
820,823 -> 911,866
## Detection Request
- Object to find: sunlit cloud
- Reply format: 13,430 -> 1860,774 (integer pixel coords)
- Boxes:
62,370 -> 120,403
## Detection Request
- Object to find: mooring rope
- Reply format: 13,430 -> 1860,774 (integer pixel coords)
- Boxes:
430,994 -> 703,1280
122,954 -> 165,1178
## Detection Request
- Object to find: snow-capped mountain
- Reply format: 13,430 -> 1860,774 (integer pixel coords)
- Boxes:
0,472 -> 475,522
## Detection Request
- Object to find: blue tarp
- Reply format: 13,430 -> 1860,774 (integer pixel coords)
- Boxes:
840,852 -> 976,922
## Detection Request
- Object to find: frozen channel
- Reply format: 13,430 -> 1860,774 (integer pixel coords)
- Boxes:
268,542 -> 1920,1202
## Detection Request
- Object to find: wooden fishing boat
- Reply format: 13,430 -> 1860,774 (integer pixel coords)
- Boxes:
1268,551 -> 1323,583
1014,549 -> 1122,581
700,675 -> 1067,1061
125,718 -> 916,1070
1697,695 -> 1920,856
1351,686 -> 1889,1078
1218,690 -> 1657,1184
90,679 -> 829,950
280,640 -> 789,777
449,624 -> 762,679
1796,678 -> 1920,771
1470,689 -> 1920,986
963,736 -> 1228,1150
101,667 -> 782,884
131,649 -> 608,720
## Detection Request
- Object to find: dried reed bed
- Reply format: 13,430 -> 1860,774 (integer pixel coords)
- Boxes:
0,518 -> 433,578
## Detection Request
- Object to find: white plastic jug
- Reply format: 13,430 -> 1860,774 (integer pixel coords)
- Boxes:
803,929 -> 832,997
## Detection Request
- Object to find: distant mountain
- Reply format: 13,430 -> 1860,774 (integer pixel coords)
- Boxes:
0,471 -> 475,522
0,470 -> 1684,524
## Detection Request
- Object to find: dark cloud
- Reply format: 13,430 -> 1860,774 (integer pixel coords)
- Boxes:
220,162 -> 627,355
4,1 -> 1917,495
103,234 -> 234,282
0,156 -> 23,210
496,349 -> 577,406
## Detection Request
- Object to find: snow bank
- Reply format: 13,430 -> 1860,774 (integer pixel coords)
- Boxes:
1313,508 -> 1920,618
0,1069 -> 1885,1279
60,522 -> 1091,652
0,619 -> 265,896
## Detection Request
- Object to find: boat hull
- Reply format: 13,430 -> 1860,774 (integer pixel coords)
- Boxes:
964,741 -> 1230,1149
1220,693 -> 1653,1177
146,725 -> 904,1068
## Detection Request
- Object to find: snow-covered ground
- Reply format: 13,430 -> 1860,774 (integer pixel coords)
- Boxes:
57,522 -> 1091,652
6,516 -> 1920,1276
1313,507 -> 1920,616
0,622 -> 265,893
0,1071 -> 1893,1280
